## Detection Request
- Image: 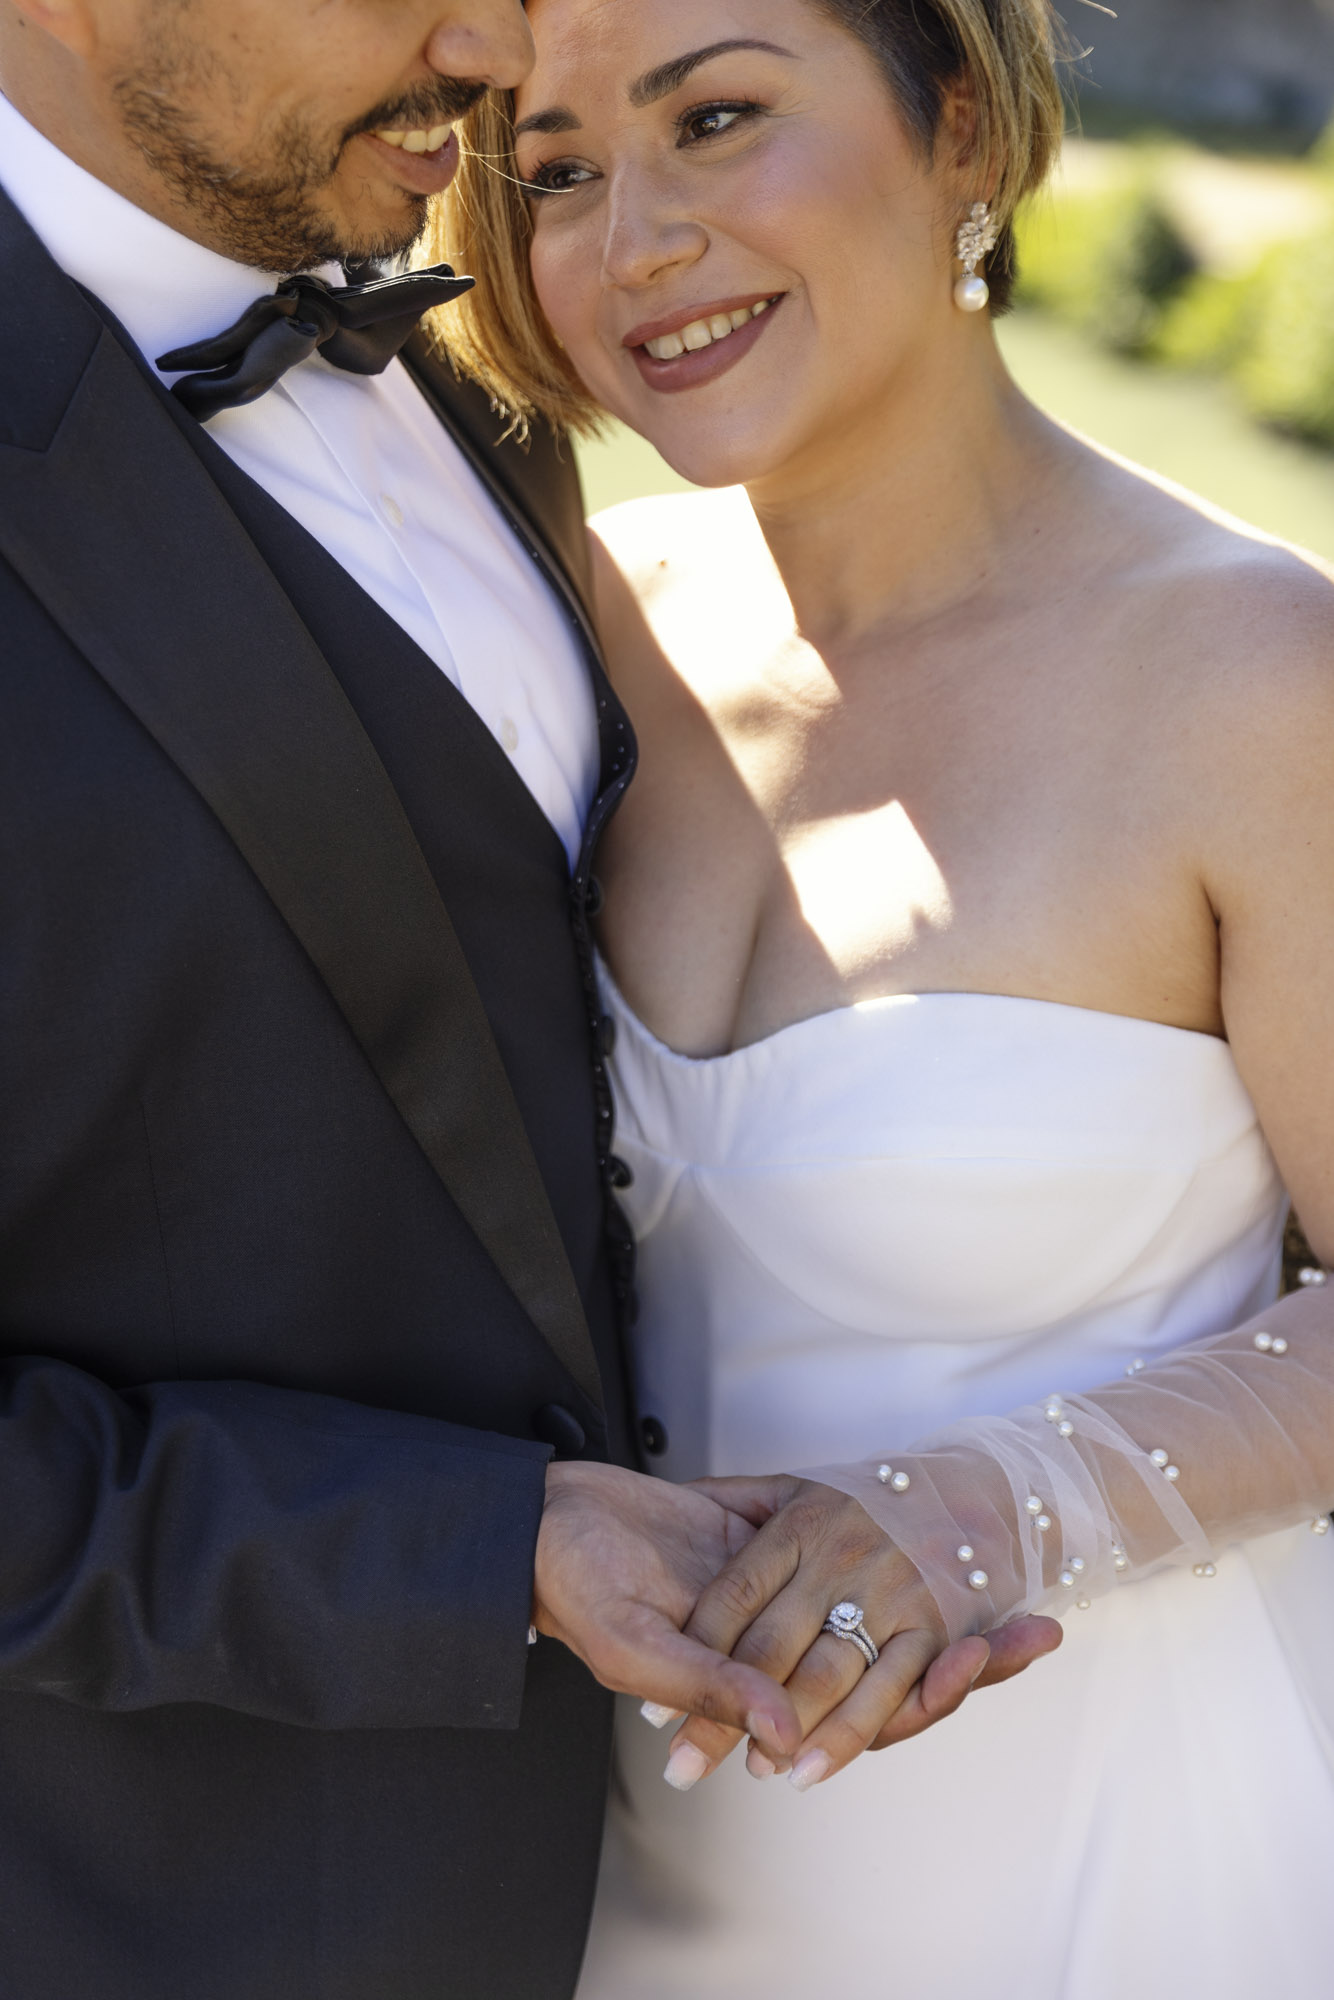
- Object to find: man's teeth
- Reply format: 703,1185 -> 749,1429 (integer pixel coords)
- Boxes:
374,123 -> 454,154
644,298 -> 773,362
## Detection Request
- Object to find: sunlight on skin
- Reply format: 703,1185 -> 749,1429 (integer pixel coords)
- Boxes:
785,801 -> 954,972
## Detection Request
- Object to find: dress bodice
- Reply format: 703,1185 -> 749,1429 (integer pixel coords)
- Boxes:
579,970 -> 1334,2000
600,968 -> 1287,1478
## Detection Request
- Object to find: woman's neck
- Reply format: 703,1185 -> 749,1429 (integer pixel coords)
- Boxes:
744,323 -> 1068,654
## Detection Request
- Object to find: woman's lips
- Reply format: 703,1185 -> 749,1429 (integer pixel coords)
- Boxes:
627,295 -> 784,395
359,127 -> 461,196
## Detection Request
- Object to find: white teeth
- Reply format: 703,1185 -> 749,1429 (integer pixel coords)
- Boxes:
642,299 -> 775,362
376,122 -> 452,154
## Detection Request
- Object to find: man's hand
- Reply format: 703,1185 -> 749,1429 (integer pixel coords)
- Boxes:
532,1462 -> 802,1765
652,1475 -> 1061,1790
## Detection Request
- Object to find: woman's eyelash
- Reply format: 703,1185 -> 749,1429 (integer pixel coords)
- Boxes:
676,99 -> 765,143
521,96 -> 766,195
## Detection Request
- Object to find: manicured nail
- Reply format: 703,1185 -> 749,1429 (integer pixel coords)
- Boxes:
788,1750 -> 833,1794
640,1701 -> 681,1730
663,1742 -> 711,1792
746,1745 -> 776,1781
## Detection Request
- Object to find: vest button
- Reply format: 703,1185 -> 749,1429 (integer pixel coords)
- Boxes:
597,1013 -> 618,1058
584,877 -> 605,918
534,1403 -> 588,1457
606,1155 -> 634,1190
640,1417 -> 668,1457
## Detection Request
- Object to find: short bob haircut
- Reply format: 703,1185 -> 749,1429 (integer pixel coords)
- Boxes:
423,0 -> 1069,436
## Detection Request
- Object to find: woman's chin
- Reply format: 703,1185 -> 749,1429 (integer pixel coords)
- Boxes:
634,424 -> 796,494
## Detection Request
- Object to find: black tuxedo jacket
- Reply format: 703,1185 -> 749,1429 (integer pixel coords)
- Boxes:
0,185 -> 640,1999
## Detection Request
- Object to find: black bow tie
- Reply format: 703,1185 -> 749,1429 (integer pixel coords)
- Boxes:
157,262 -> 474,422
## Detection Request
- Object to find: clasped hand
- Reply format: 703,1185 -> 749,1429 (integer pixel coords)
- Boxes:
533,1464 -> 1061,1789
653,1475 -> 1061,1791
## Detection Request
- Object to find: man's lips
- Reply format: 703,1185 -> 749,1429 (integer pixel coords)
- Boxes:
625,293 -> 785,396
359,127 -> 461,196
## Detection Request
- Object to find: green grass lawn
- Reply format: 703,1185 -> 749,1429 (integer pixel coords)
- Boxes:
576,309 -> 1334,565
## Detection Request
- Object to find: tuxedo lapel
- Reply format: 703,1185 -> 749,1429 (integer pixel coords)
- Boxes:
0,202 -> 602,1408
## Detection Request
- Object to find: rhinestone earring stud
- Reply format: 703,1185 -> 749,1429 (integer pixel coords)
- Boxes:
955,201 -> 999,313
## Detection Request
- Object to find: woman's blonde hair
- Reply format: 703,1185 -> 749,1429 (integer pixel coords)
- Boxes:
421,0 -> 1070,437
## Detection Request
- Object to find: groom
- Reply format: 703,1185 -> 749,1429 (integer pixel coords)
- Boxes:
0,0 -> 1049,1994
0,0 -> 812,1993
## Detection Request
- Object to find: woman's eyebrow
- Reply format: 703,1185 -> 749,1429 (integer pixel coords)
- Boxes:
629,39 -> 796,109
513,38 -> 795,138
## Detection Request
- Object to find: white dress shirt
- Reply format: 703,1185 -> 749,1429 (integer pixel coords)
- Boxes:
0,91 -> 598,867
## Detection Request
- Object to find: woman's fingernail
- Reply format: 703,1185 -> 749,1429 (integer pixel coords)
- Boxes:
663,1742 -> 711,1792
745,1709 -> 781,1753
788,1750 -> 833,1794
640,1701 -> 681,1730
746,1745 -> 776,1781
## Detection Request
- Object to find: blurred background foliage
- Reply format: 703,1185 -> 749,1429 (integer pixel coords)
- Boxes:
577,1 -> 1334,562
1013,137 -> 1334,450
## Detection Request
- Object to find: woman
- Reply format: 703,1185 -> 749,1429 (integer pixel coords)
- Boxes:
434,1 -> 1334,1992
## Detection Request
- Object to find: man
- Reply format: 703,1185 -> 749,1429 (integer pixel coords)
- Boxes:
0,2 -> 1043,1993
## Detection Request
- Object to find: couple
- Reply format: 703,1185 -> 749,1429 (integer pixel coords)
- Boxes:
1,0 -> 1333,1994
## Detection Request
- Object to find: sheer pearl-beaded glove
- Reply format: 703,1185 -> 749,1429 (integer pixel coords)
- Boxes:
799,1304 -> 1334,1644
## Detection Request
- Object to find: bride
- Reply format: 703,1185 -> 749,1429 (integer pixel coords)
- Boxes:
436,0 -> 1334,1991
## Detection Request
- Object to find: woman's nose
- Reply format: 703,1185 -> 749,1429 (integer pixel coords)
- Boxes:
600,173 -> 710,292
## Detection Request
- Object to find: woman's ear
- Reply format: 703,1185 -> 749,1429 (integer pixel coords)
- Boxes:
938,78 -> 997,202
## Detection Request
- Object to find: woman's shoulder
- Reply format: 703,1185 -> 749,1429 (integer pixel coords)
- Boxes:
586,487 -> 770,694
1083,447 -> 1334,723
589,486 -> 756,597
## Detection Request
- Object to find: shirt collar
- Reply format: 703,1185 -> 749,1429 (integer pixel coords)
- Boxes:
0,88 -> 339,377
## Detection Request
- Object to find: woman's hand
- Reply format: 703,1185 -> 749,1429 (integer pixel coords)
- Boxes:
655,1475 -> 1061,1792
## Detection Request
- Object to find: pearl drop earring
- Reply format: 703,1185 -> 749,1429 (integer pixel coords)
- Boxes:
955,201 -> 999,313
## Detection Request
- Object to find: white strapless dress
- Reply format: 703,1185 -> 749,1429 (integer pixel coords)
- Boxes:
577,977 -> 1334,2000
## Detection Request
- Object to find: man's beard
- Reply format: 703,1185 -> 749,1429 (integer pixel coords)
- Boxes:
113,57 -> 485,273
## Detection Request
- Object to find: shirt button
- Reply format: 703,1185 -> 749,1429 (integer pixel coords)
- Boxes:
500,716 -> 520,754
378,493 -> 405,529
640,1417 -> 668,1457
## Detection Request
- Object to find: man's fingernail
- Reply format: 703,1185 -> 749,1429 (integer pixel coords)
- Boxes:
788,1750 -> 833,1794
640,1702 -> 681,1730
663,1742 -> 711,1792
746,1746 -> 776,1781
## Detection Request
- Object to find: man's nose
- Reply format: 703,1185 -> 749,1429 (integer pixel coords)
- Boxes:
425,0 -> 534,93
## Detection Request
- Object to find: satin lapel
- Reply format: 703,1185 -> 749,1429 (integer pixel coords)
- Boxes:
0,314 -> 602,1407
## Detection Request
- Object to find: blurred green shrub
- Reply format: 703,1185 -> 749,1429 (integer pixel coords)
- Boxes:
1155,269 -> 1258,371
1232,234 -> 1334,446
1015,146 -> 1334,449
1015,181 -> 1196,355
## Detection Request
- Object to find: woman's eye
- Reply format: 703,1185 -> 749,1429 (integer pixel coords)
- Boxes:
678,101 -> 761,146
524,160 -> 598,197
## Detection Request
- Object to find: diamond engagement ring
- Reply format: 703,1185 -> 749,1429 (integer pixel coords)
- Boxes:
820,1601 -> 880,1670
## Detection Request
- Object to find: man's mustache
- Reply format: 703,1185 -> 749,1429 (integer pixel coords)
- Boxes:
344,77 -> 488,146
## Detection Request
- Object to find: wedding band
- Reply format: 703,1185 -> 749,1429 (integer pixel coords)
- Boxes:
821,1601 -> 880,1669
